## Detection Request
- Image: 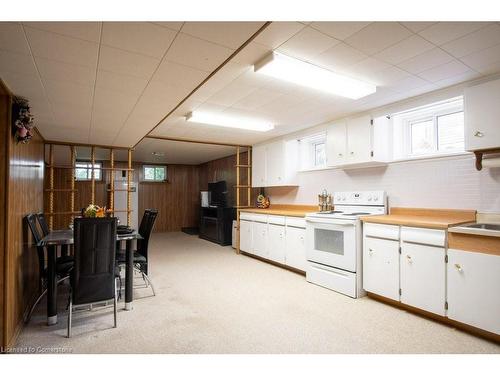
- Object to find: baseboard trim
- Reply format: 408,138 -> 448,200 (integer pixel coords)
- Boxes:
240,251 -> 306,276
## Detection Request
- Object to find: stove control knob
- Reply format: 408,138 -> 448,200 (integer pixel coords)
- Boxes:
342,196 -> 346,201
374,196 -> 379,201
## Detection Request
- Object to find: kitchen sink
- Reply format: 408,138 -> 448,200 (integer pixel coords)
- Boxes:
460,223 -> 500,231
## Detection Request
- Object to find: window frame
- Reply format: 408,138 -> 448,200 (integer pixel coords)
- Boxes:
74,160 -> 103,181
141,164 -> 167,182
298,132 -> 328,171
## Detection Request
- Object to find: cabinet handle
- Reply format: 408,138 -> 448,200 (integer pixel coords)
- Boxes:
299,236 -> 304,241
338,153 -> 343,157
368,248 -> 374,255
350,151 -> 354,155
454,264 -> 463,273
406,255 -> 413,264
474,131 -> 484,137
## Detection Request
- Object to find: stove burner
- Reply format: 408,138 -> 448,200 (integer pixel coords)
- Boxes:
316,210 -> 343,214
343,212 -> 371,216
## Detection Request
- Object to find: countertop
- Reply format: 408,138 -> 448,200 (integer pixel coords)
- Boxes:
361,207 -> 477,230
238,204 -> 317,218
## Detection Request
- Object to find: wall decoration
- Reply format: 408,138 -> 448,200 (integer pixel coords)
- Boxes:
12,96 -> 34,144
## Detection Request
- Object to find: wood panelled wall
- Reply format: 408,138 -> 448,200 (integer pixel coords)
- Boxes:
199,151 -> 259,208
1,87 -> 44,348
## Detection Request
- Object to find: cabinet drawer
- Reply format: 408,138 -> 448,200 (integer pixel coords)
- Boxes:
363,223 -> 400,240
286,217 -> 306,228
240,213 -> 254,221
306,262 -> 357,298
401,227 -> 445,247
268,215 -> 285,225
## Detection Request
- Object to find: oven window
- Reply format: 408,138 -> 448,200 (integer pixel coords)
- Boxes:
314,228 -> 344,255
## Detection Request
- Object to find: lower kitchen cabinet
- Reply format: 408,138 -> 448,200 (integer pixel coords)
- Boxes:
239,219 -> 253,253
285,226 -> 307,271
447,249 -> 500,335
400,242 -> 446,316
268,223 -> 286,263
252,222 -> 268,259
363,236 -> 400,301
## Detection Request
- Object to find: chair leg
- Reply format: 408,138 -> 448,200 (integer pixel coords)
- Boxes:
113,279 -> 118,328
67,297 -> 73,338
141,271 -> 156,296
25,288 -> 47,323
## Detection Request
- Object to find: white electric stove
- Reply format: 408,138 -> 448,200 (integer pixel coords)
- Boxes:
305,191 -> 387,298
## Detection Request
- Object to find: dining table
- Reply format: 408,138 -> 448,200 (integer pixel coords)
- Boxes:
39,229 -> 143,325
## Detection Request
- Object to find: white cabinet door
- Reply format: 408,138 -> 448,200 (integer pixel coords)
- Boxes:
268,224 -> 286,264
285,226 -> 307,271
326,120 -> 347,166
363,236 -> 400,301
447,249 -> 500,334
251,144 -> 266,187
265,141 -> 285,186
346,115 -> 372,164
252,222 -> 268,259
239,220 -> 253,253
465,78 -> 500,151
400,243 -> 446,316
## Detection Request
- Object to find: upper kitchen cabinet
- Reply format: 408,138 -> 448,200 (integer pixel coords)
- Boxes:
465,77 -> 500,151
252,140 -> 299,187
326,115 -> 392,168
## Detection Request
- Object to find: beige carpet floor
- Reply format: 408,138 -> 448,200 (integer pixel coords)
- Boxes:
16,232 -> 500,354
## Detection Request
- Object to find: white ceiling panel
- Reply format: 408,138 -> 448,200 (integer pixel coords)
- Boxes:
95,69 -> 149,95
23,22 -> 101,42
310,22 -> 371,41
0,22 -> 31,55
98,45 -> 160,78
164,33 -> 234,72
344,22 -> 412,56
181,22 -> 265,49
441,24 -> 500,58
43,79 -> 94,107
314,42 -> 367,70
206,81 -> 258,107
253,22 -> 305,49
277,26 -> 339,61
36,57 -> 96,86
232,88 -> 284,111
396,48 -> 454,74
152,60 -> 208,89
374,35 -> 434,65
102,22 -> 177,58
0,50 -> 38,76
417,60 -> 472,82
0,70 -> 45,100
400,22 -> 436,33
25,26 -> 99,68
460,43 -> 500,70
418,22 -> 490,46
151,22 -> 184,31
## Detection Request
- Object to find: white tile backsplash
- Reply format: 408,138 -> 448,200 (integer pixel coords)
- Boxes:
266,154 -> 500,213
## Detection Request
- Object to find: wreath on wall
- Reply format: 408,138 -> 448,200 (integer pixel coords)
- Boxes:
12,96 -> 34,144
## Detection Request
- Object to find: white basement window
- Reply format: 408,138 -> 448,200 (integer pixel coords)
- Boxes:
142,165 -> 167,182
298,132 -> 327,170
75,161 -> 102,181
392,97 -> 465,159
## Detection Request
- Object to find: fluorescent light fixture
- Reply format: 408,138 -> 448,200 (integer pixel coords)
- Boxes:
186,111 -> 274,132
254,52 -> 376,100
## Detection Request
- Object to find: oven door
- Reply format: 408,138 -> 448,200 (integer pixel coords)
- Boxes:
306,217 -> 356,272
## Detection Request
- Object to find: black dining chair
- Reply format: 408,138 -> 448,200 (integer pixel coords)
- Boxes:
36,212 -> 50,236
25,214 -> 74,323
68,217 -> 119,338
117,209 -> 158,295
36,212 -> 74,264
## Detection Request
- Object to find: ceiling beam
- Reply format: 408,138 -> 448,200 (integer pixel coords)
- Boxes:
133,21 -> 272,148
44,139 -> 132,150
145,135 -> 250,148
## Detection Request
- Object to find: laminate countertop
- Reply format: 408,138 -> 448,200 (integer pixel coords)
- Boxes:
238,205 -> 317,218
361,207 -> 477,230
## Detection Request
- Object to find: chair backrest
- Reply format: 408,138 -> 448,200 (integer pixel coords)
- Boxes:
36,212 -> 50,236
72,217 -> 117,305
25,214 -> 45,280
137,209 -> 158,258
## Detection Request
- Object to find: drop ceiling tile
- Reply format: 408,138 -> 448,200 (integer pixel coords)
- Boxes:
474,60 -> 500,75
23,22 -> 101,42
344,22 -> 412,56
165,32 -> 233,72
152,60 -> 208,89
387,75 -> 430,93
374,35 -> 434,65
253,22 -> 305,49
417,60 -> 471,82
95,69 -> 149,95
368,66 -> 411,86
0,50 -> 38,75
277,26 -> 340,61
206,81 -> 258,107
181,22 -> 264,49
0,70 -> 45,99
35,57 -> 95,87
231,42 -> 270,67
151,22 -> 184,31
92,87 -> 139,115
346,57 -> 391,80
441,24 -> 500,58
310,22 -> 371,41
25,27 -> 99,68
99,45 -> 160,79
52,103 -> 91,129
232,88 -> 284,111
314,42 -> 367,70
460,43 -> 500,69
44,80 -> 94,108
396,48 -> 454,74
102,22 -> 177,59
138,80 -> 191,114
0,22 -> 31,55
400,22 -> 436,33
432,70 -> 481,88
419,22 -> 490,46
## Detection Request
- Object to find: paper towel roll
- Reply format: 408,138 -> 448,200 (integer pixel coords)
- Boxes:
482,157 -> 500,168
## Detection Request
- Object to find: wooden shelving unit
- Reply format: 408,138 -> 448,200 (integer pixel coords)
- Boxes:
235,145 -> 252,254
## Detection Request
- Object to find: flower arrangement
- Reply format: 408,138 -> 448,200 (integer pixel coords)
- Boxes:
12,97 -> 34,144
83,204 -> 106,218
256,194 -> 270,209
